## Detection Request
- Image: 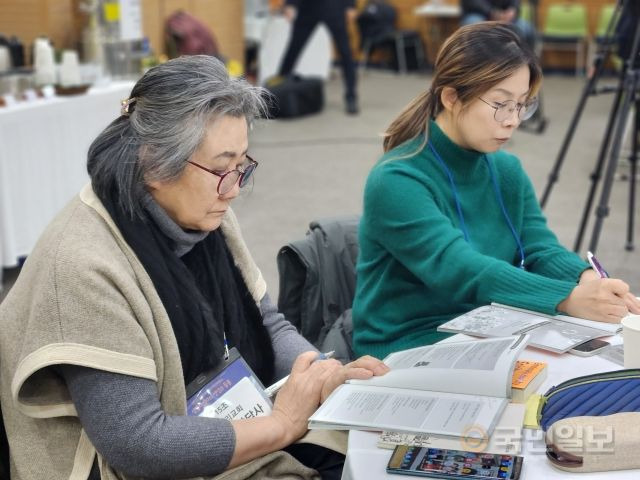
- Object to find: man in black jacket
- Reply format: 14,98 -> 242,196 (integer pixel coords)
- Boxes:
461,0 -> 535,47
278,0 -> 359,115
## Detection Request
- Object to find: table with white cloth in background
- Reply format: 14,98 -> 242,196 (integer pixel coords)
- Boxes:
342,334 -> 638,480
0,81 -> 135,284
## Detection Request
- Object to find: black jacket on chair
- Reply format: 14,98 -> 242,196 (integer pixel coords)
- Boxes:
276,215 -> 359,363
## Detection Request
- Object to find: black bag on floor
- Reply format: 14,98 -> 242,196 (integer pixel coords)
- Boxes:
264,75 -> 324,119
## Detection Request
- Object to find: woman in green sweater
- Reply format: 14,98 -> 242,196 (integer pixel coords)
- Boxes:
353,22 -> 640,359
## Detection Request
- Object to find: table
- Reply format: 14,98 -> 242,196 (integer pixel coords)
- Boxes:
342,334 -> 638,479
0,81 -> 135,283
414,2 -> 462,65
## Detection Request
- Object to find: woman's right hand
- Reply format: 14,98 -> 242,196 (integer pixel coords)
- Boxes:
270,351 -> 342,443
557,278 -> 632,323
228,352 -> 341,469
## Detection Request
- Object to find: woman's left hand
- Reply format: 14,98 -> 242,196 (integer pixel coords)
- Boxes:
320,355 -> 389,403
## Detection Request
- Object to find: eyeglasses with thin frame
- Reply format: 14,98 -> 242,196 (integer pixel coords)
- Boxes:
187,155 -> 258,195
479,97 -> 539,122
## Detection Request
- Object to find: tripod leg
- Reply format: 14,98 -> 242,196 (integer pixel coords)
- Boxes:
589,12 -> 640,253
589,74 -> 639,253
573,67 -> 626,251
540,57 -> 608,209
539,1 -> 624,209
625,98 -> 639,250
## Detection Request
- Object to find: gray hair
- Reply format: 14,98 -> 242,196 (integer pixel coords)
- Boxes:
87,55 -> 268,217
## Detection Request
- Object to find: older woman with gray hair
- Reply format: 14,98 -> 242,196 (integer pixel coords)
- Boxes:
0,55 -> 387,480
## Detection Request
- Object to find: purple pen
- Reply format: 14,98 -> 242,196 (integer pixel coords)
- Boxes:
587,251 -> 609,279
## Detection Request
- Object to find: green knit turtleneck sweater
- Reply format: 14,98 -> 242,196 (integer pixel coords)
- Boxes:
353,120 -> 589,359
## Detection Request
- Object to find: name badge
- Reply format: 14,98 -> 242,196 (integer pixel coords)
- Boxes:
186,347 -> 273,421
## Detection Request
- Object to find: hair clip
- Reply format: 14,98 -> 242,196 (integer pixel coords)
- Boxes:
120,97 -> 137,116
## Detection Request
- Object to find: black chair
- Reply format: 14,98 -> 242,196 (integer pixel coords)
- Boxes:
357,1 -> 426,74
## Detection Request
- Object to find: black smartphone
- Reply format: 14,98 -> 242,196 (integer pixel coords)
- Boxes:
387,445 -> 523,479
568,338 -> 610,357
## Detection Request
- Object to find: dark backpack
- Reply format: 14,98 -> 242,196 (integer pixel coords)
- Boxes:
263,75 -> 324,119
165,10 -> 221,58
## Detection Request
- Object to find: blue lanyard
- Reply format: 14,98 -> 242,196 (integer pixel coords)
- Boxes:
427,141 -> 526,270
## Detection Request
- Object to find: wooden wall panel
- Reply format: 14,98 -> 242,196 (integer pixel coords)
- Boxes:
141,0 -> 164,59
164,0 -> 188,14
46,0 -> 77,50
192,0 -> 244,63
0,0 -> 76,64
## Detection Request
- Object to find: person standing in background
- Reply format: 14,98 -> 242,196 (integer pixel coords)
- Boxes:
278,0 -> 360,115
461,0 -> 535,48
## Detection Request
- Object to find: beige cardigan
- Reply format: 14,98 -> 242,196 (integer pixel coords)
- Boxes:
0,185 -> 322,480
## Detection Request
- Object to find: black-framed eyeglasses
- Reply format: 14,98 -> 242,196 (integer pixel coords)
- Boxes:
479,97 -> 539,122
187,155 -> 258,195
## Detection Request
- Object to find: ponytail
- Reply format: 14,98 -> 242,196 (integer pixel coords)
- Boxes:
87,116 -> 144,217
383,89 -> 437,152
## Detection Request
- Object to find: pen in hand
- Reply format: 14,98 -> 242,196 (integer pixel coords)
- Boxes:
265,351 -> 335,398
587,251 -> 609,279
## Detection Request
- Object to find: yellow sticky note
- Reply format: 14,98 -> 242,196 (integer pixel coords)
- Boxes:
523,394 -> 542,429
103,2 -> 120,22
226,59 -> 244,78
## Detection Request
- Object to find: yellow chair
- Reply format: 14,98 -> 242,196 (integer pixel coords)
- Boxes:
542,2 -> 589,75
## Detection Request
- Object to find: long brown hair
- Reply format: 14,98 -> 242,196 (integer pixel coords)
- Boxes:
383,22 -> 542,153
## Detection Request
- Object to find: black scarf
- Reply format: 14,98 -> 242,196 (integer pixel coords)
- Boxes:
101,191 -> 275,386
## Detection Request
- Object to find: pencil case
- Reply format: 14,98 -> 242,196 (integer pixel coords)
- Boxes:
539,369 -> 640,472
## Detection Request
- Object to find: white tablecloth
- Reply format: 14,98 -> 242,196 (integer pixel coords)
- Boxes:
342,335 -> 638,479
0,81 -> 135,280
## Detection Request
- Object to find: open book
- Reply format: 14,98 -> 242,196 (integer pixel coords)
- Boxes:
437,303 -> 616,353
377,403 -> 526,454
308,335 -> 528,439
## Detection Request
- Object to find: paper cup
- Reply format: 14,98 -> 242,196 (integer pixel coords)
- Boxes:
621,315 -> 640,368
0,46 -> 11,72
34,38 -> 55,86
59,50 -> 81,86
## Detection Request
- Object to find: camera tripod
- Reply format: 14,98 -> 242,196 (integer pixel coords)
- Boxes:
539,0 -> 640,254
